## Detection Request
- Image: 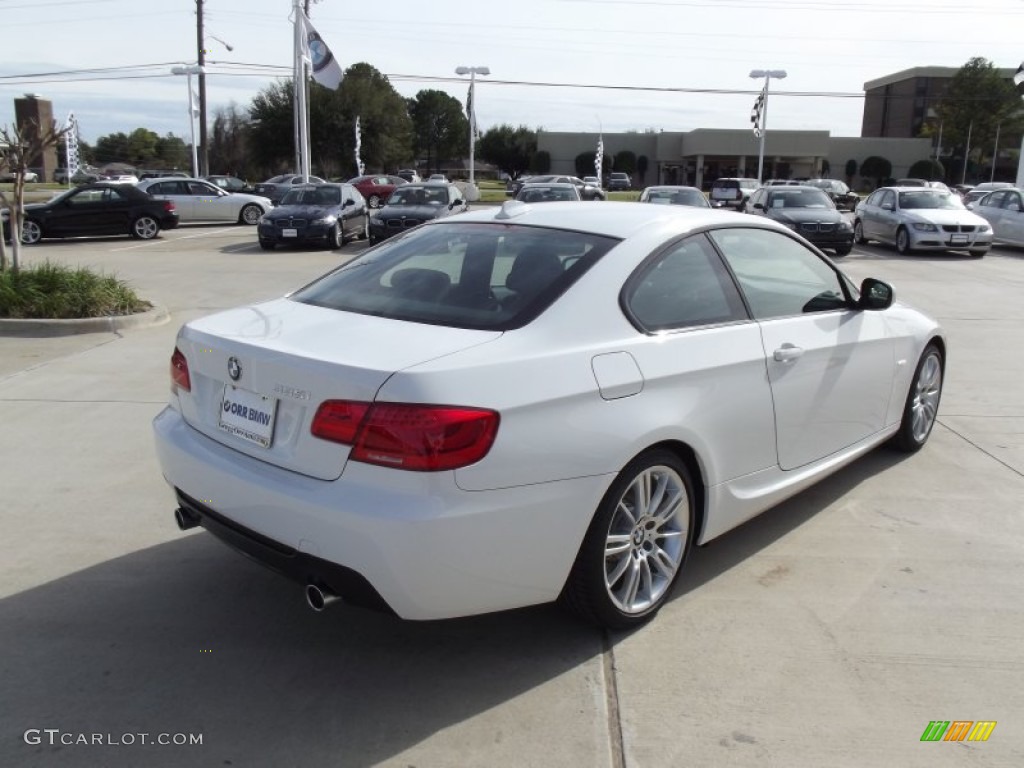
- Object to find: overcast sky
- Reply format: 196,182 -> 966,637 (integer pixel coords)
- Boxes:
1,0 -> 1022,148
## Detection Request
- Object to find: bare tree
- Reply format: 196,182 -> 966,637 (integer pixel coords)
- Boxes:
0,118 -> 72,273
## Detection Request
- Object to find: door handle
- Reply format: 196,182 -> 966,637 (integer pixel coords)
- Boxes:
773,344 -> 804,363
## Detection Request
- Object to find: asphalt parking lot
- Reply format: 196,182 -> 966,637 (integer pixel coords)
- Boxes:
1,223 -> 1022,768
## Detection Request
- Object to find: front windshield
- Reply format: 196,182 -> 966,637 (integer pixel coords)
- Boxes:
280,186 -> 341,206
898,191 -> 962,210
766,189 -> 834,209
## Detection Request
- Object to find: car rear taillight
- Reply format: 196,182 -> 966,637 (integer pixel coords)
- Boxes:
163,201 -> 176,212
170,347 -> 191,393
311,400 -> 499,472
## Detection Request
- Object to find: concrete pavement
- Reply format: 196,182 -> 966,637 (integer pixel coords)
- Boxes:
1,225 -> 1022,767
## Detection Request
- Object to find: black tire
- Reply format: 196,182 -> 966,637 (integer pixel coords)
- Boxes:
358,215 -> 369,240
561,449 -> 695,629
853,219 -> 867,245
895,226 -> 913,255
258,239 -> 275,251
239,204 -> 263,226
833,245 -> 852,257
968,248 -> 987,258
892,343 -> 943,453
132,216 -> 160,240
327,223 -> 342,250
20,219 -> 43,245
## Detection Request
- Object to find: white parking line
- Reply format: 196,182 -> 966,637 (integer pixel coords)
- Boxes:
109,227 -> 241,252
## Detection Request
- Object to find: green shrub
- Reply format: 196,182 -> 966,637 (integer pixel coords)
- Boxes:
0,261 -> 150,319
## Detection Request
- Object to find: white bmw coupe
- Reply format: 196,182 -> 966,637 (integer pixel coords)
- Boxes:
153,201 -> 945,629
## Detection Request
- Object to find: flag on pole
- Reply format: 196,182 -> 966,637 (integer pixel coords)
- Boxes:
192,90 -> 200,117
355,116 -> 365,176
64,112 -> 80,179
751,88 -> 766,138
595,135 -> 604,183
298,11 -> 343,90
466,85 -> 480,139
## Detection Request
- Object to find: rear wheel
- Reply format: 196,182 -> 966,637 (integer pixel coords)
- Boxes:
239,204 -> 262,226
895,226 -> 913,255
561,449 -> 694,629
20,219 -> 43,244
853,219 -> 867,244
132,216 -> 159,240
892,344 -> 943,452
367,193 -> 382,208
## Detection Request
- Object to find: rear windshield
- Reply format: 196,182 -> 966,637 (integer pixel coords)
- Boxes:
291,222 -> 618,330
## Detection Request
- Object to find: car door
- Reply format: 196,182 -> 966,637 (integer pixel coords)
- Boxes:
147,181 -> 194,220
862,189 -> 895,242
709,227 -> 895,471
999,190 -> 1024,245
188,180 -> 232,222
48,187 -> 125,236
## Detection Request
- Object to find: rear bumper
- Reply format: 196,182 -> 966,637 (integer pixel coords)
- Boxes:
153,407 -> 610,620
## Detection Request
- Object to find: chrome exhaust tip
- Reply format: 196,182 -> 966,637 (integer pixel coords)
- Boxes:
305,583 -> 341,612
174,507 -> 199,531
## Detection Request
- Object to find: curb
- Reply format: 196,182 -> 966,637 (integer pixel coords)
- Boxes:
0,304 -> 170,337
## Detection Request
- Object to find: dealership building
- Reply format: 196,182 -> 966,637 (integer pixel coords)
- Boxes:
537,66 -> 1019,191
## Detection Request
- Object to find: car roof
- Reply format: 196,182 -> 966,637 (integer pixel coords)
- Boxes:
450,200 -> 763,239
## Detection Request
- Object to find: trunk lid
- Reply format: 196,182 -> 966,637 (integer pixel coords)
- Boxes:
174,298 -> 501,480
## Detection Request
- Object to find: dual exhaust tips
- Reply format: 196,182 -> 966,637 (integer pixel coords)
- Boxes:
172,509 -> 342,612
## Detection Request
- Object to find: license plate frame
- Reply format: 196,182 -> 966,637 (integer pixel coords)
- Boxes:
950,233 -> 969,245
282,228 -> 298,238
218,385 -> 277,448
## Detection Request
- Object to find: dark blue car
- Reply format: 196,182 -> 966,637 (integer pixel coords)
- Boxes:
257,183 -> 368,250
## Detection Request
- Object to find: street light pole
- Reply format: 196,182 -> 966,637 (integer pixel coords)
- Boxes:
196,0 -> 207,176
749,69 -> 787,185
171,65 -> 205,177
456,65 -> 490,187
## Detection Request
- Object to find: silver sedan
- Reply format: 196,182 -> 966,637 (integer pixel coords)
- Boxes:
853,186 -> 993,256
136,177 -> 273,225
969,187 -> 1024,247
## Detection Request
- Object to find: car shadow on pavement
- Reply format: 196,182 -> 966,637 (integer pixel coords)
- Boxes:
670,445 -> 914,604
0,533 -> 603,768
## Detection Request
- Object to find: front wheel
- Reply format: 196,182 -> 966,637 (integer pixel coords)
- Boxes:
853,219 -> 867,245
367,194 -> 382,209
132,216 -> 160,240
833,245 -> 852,257
258,239 -> 275,251
895,226 -> 913,255
968,248 -> 987,258
327,223 -> 342,249
20,219 -> 43,244
239,204 -> 262,226
892,343 -> 943,453
561,449 -> 694,629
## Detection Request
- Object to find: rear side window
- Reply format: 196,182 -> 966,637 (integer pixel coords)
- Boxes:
624,235 -> 748,331
292,223 -> 619,330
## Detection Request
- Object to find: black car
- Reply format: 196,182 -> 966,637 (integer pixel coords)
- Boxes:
5,183 -> 179,244
253,174 -> 327,205
368,182 -> 467,243
607,172 -> 631,191
257,183 -> 368,250
745,185 -> 854,256
805,179 -> 860,211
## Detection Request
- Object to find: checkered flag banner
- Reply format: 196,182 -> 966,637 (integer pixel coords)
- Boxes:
1016,62 -> 1024,101
595,135 -> 604,182
751,88 -> 766,138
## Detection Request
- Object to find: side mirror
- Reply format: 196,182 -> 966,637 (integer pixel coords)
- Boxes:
343,198 -> 355,208
881,202 -> 894,211
753,203 -> 765,211
858,277 -> 894,311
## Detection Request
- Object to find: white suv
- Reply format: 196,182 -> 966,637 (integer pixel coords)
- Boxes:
710,178 -> 759,209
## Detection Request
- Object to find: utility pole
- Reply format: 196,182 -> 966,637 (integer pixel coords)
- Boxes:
196,0 -> 208,176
